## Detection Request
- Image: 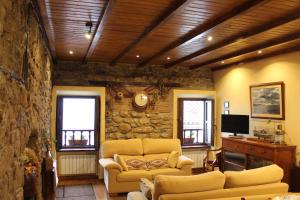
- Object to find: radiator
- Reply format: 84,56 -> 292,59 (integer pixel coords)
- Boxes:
182,150 -> 206,168
59,154 -> 96,175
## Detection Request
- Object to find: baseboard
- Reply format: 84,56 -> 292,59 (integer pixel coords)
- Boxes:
59,174 -> 98,180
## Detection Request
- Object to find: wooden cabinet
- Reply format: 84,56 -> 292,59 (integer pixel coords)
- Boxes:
222,137 -> 296,185
291,166 -> 300,192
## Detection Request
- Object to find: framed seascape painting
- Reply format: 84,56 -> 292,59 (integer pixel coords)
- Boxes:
250,82 -> 285,120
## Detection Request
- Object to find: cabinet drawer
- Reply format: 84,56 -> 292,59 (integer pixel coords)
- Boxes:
223,139 -> 247,153
247,145 -> 273,159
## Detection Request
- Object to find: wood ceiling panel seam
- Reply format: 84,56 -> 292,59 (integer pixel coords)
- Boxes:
45,3 -> 103,7
138,0 -> 262,67
109,0 -> 194,66
38,0 -> 57,60
46,1 -> 106,5
164,5 -> 300,68
211,45 -> 300,71
47,5 -> 102,12
83,0 -> 116,62
189,31 -> 300,69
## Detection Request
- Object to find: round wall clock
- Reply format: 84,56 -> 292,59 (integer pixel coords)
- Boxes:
132,93 -> 149,111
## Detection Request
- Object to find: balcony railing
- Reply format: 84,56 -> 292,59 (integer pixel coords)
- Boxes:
182,129 -> 204,145
61,130 -> 95,148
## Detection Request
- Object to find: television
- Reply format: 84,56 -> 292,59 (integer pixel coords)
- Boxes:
221,114 -> 249,136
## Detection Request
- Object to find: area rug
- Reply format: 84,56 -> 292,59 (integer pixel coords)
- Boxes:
56,184 -> 96,200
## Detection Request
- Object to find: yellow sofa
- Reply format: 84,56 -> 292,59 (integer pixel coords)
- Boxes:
99,138 -> 194,195
127,164 -> 289,200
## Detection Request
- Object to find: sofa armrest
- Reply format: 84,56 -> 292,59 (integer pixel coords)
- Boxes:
99,158 -> 122,171
176,155 -> 194,169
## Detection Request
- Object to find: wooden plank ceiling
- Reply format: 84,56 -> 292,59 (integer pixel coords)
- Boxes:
38,0 -> 300,70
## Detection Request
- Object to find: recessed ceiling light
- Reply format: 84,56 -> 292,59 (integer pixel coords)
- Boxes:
221,61 -> 225,64
136,54 -> 140,58
167,56 -> 171,60
85,32 -> 92,39
69,50 -> 74,55
207,36 -> 213,41
258,50 -> 262,54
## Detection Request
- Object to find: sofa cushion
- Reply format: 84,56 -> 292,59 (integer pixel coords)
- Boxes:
117,170 -> 152,182
114,154 -> 128,171
153,171 -> 225,200
118,155 -> 148,170
143,139 -> 182,154
224,164 -> 284,188
144,154 -> 170,169
158,183 -> 288,200
101,139 -> 143,158
150,168 -> 185,179
168,151 -> 179,168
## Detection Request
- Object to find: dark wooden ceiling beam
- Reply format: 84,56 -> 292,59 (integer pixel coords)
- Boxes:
83,0 -> 116,62
189,31 -> 300,69
211,45 -> 300,72
34,0 -> 57,61
109,0 -> 193,66
138,0 -> 262,67
165,6 -> 300,68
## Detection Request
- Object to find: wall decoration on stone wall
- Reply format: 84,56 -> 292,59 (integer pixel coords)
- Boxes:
105,81 -> 177,112
250,82 -> 285,120
132,92 -> 149,111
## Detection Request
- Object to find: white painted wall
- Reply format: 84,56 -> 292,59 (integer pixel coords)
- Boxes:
214,51 -> 300,165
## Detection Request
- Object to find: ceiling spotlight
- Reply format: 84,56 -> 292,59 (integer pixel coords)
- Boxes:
136,54 -> 140,58
85,21 -> 93,39
221,61 -> 225,64
258,50 -> 262,54
167,56 -> 171,60
69,50 -> 74,55
207,36 -> 213,41
85,32 -> 92,39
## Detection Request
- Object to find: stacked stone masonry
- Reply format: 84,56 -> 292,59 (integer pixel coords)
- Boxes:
54,62 -> 214,140
0,1 -> 52,200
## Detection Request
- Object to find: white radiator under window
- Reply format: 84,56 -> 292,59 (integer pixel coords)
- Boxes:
182,150 -> 206,168
59,154 -> 96,175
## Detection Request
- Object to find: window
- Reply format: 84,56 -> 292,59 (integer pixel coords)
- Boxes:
178,98 -> 214,147
56,96 -> 100,151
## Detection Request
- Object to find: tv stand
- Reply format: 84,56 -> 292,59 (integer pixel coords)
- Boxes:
228,135 -> 244,139
222,137 -> 296,185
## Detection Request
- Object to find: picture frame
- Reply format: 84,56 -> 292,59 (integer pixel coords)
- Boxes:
250,82 -> 285,120
224,101 -> 229,109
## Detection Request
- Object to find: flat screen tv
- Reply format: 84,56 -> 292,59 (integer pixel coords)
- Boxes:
221,114 -> 249,136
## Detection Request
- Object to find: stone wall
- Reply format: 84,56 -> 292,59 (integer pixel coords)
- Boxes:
54,62 -> 214,139
54,61 -> 214,88
0,1 -> 52,200
106,86 -> 173,139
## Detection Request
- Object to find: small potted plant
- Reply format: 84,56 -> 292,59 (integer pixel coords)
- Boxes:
20,148 -> 40,199
183,132 -> 195,144
68,135 -> 88,146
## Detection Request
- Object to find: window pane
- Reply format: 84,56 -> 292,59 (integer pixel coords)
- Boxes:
62,98 -> 95,130
205,100 -> 212,144
183,101 -> 204,130
183,100 -> 204,144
